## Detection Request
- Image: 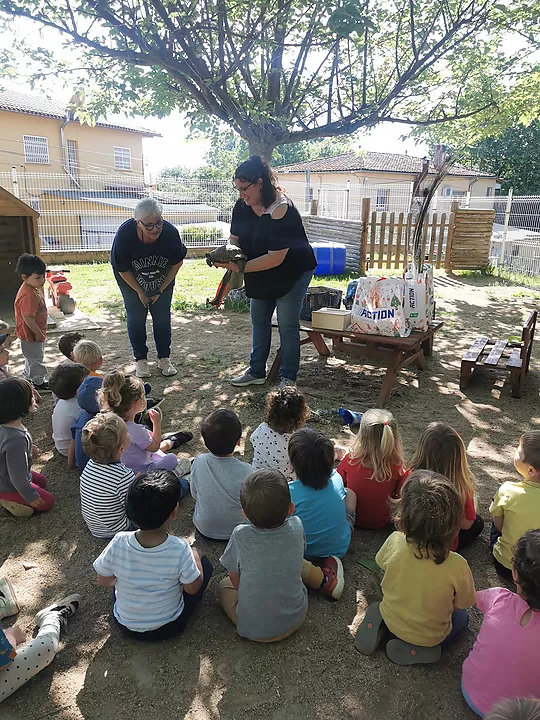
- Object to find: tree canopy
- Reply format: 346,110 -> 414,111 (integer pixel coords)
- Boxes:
0,0 -> 534,158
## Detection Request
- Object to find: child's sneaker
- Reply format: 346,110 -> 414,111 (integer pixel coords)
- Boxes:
354,602 -> 386,655
0,499 -> 34,517
385,638 -> 441,665
0,577 -> 20,619
320,556 -> 344,600
31,379 -> 51,393
35,594 -> 81,630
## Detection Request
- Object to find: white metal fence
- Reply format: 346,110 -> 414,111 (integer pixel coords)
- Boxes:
3,168 -> 540,275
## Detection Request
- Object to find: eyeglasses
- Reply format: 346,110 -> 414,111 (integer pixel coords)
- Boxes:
139,220 -> 164,230
236,182 -> 254,194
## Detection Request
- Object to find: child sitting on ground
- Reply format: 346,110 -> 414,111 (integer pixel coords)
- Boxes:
490,431 -> 540,581
288,428 -> 356,560
408,422 -> 484,552
49,362 -> 89,459
93,470 -> 213,641
99,370 -> 191,492
337,409 -> 407,529
14,254 -> 49,392
250,387 -> 309,481
73,339 -> 103,376
0,378 -> 55,517
355,469 -> 476,665
70,375 -> 103,471
0,577 -> 80,704
462,529 -> 540,717
219,468 -> 308,642
190,409 -> 252,540
58,331 -> 85,361
80,413 -> 135,538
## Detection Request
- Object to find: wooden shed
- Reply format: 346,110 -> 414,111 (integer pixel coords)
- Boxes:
0,186 -> 40,304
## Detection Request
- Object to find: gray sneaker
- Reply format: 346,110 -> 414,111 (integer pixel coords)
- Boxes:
279,378 -> 297,390
231,372 -> 266,387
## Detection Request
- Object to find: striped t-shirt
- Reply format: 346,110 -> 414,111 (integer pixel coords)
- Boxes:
93,532 -> 201,632
80,460 -> 134,538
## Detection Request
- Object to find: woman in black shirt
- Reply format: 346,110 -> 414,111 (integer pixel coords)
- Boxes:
215,156 -> 316,387
111,197 -> 187,378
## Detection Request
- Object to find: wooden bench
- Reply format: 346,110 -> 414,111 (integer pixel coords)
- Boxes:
268,320 -> 444,407
460,310 -> 537,398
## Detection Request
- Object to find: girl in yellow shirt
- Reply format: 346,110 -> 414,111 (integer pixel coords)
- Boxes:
354,470 -> 476,665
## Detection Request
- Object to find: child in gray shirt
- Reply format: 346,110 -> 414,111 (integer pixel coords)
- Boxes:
191,409 -> 252,540
219,469 -> 343,642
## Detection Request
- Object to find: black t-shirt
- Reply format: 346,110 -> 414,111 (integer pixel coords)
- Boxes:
111,219 -> 187,295
230,197 -> 317,299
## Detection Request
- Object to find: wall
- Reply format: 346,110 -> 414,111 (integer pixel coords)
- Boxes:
277,170 -> 497,213
0,110 -> 146,179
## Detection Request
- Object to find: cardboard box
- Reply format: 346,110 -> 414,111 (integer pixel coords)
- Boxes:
311,307 -> 352,331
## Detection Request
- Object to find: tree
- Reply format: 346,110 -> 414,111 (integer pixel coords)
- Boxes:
0,0 -> 528,159
448,122 -> 540,195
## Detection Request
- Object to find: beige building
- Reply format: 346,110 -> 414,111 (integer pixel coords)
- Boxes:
0,89 -> 158,182
275,151 -> 498,218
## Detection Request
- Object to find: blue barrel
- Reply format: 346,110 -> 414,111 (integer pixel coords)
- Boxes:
311,242 -> 347,275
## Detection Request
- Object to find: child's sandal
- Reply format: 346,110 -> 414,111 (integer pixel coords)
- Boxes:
385,638 -> 441,665
354,602 -> 386,655
0,500 -> 34,517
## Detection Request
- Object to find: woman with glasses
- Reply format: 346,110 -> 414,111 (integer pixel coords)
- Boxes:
215,155 -> 316,388
111,197 -> 187,378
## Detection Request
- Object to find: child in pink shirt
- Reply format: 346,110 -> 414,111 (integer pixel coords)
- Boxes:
461,529 -> 540,717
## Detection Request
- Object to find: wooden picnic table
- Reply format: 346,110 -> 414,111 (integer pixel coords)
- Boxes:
268,320 -> 444,407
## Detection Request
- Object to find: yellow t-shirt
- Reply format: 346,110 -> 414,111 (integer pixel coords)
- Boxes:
376,531 -> 476,647
490,480 -> 540,569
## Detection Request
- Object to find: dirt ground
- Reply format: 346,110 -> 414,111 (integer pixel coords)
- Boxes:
1,273 -> 539,720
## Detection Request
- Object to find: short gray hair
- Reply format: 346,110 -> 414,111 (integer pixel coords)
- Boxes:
486,700 -> 540,720
134,197 -> 163,221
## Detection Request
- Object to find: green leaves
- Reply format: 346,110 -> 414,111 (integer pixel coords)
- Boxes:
327,2 -> 377,38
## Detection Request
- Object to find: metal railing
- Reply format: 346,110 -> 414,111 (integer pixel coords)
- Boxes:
4,169 -> 540,275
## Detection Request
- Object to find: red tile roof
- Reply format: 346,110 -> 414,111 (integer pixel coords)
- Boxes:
275,151 -> 495,178
0,90 -> 160,137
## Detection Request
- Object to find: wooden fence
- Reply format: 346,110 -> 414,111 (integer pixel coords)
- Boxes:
304,199 -> 494,273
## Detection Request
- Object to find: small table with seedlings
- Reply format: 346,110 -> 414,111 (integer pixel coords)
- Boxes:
268,320 -> 444,407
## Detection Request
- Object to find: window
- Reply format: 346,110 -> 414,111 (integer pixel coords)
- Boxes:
486,186 -> 493,197
67,139 -> 78,178
376,188 -> 389,211
441,186 -> 453,197
23,135 -> 50,164
114,146 -> 132,171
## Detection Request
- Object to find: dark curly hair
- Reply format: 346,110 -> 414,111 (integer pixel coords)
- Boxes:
266,387 -> 309,435
391,469 -> 463,565
234,155 -> 282,208
513,529 -> 540,611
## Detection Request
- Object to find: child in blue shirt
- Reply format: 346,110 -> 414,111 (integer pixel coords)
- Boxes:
71,375 -> 102,470
288,428 -> 357,560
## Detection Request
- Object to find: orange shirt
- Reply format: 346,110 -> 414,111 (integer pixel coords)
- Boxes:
14,283 -> 47,342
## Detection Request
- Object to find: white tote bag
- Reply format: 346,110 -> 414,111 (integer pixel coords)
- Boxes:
404,264 -> 435,332
351,277 -> 410,337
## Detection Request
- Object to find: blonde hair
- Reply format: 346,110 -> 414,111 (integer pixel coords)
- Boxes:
82,412 -> 127,464
73,339 -> 102,369
486,699 -> 540,720
408,422 -> 476,501
348,408 -> 404,482
98,369 -> 145,419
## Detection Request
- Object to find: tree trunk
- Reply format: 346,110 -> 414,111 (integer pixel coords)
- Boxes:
248,139 -> 277,163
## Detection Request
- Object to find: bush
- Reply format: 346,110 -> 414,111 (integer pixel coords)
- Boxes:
181,225 -> 223,246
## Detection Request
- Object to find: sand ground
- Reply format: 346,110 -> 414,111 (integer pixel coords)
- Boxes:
1,273 -> 538,720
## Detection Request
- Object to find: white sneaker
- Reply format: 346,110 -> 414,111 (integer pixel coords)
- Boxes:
0,577 -> 19,619
135,359 -> 151,378
158,357 -> 177,376
35,594 -> 81,630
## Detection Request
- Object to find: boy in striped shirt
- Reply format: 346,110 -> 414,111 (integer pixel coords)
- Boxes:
80,413 -> 134,538
93,470 -> 213,640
